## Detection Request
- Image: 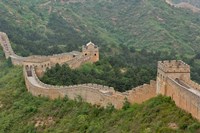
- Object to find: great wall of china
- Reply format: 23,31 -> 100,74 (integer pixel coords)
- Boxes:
1,32 -> 200,120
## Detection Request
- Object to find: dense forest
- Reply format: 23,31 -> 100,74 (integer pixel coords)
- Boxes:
0,0 -> 200,56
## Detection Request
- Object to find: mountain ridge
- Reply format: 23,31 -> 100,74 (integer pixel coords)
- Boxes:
0,0 -> 200,57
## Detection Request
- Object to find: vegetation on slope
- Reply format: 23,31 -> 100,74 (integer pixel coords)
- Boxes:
41,62 -> 155,92
0,55 -> 200,132
0,0 -> 200,57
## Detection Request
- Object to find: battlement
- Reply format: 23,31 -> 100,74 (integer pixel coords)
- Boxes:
158,60 -> 190,73
24,56 -> 50,63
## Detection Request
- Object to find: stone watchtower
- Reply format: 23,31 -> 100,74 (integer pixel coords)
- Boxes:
156,60 -> 190,95
82,42 -> 99,62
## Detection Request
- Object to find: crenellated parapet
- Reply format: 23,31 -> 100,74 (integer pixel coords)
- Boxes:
157,60 -> 191,95
158,60 -> 190,73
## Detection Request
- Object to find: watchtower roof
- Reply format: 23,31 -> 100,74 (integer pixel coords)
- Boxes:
158,60 -> 190,73
83,41 -> 98,49
86,41 -> 95,46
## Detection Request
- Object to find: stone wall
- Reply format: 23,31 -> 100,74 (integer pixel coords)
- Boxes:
0,31 -> 161,110
156,59 -> 200,121
3,31 -> 200,121
0,32 -> 99,69
23,65 -> 157,109
7,31 -> 200,120
157,60 -> 191,95
181,77 -> 200,92
0,32 -> 15,59
126,81 -> 157,104
166,78 -> 200,120
157,60 -> 190,80
24,66 -> 126,108
3,31 -> 200,119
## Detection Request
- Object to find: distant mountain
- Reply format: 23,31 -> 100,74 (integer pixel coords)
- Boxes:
0,0 -> 200,57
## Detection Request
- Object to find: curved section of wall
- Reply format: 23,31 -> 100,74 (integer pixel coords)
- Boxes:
1,31 -> 157,109
24,66 -> 126,108
3,31 -> 200,120
0,32 -> 98,68
24,65 -> 157,108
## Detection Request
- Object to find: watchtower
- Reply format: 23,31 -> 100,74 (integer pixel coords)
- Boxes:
82,42 -> 99,62
156,60 -> 190,95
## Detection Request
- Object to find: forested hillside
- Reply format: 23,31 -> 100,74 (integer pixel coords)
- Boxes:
1,0 -> 200,132
0,52 -> 200,132
0,0 -> 200,57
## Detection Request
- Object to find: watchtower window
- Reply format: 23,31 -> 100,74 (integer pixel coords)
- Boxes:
85,53 -> 87,56
94,54 -> 97,56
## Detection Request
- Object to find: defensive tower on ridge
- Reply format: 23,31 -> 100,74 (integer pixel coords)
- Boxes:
82,42 -> 99,62
157,60 -> 190,95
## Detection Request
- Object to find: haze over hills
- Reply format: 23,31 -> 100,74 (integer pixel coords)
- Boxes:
0,0 -> 200,57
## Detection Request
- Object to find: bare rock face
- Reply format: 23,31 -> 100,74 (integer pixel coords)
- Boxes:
168,123 -> 179,129
34,117 -> 55,128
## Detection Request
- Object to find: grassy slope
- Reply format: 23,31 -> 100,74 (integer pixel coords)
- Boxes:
0,50 -> 200,132
0,0 -> 200,56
